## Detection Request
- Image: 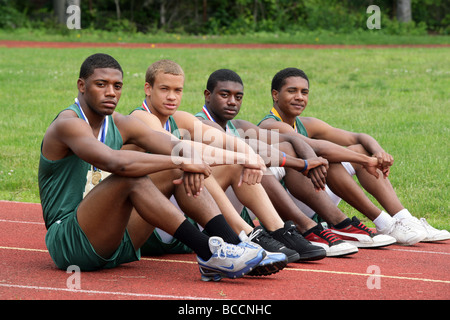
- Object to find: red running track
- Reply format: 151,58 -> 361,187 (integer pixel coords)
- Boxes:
1,39 -> 449,50
0,200 -> 449,301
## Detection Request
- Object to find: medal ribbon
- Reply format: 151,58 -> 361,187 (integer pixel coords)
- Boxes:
142,100 -> 171,132
75,98 -> 108,172
202,105 -> 232,133
270,107 -> 298,133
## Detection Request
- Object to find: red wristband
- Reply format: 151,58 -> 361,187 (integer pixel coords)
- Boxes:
280,152 -> 287,167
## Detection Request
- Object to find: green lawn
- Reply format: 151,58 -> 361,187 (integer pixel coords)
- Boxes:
0,46 -> 448,229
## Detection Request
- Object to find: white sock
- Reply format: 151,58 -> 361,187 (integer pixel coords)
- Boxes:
373,211 -> 394,230
393,208 -> 413,220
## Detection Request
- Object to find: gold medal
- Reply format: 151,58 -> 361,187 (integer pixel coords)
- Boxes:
91,171 -> 102,185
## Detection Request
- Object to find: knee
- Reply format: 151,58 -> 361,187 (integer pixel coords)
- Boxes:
212,164 -> 242,186
347,144 -> 369,155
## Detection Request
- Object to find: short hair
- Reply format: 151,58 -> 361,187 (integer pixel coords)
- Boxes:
145,59 -> 184,86
271,68 -> 309,92
206,69 -> 243,92
79,53 -> 123,79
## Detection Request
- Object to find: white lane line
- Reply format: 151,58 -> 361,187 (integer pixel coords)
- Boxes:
0,219 -> 44,225
389,248 -> 450,255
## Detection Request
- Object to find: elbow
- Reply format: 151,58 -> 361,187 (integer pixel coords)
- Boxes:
99,152 -> 132,174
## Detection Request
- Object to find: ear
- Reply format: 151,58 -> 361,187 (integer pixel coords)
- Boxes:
271,89 -> 279,103
144,82 -> 152,97
204,89 -> 211,103
77,78 -> 86,94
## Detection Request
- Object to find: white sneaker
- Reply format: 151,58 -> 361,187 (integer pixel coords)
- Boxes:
197,236 -> 265,281
417,218 -> 450,242
377,218 -> 426,245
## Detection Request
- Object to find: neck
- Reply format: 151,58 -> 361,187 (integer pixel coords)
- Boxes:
76,95 -> 105,128
204,104 -> 227,131
272,104 -> 296,127
145,97 -> 170,128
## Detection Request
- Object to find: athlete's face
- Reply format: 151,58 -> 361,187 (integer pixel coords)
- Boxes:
78,68 -> 123,116
205,80 -> 244,122
273,76 -> 309,117
145,72 -> 184,116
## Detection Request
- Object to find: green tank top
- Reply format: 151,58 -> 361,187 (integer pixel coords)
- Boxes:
258,112 -> 309,137
195,106 -> 241,137
38,104 -> 123,229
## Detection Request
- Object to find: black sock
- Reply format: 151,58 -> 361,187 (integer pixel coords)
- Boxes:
204,215 -> 241,245
302,224 -> 322,237
333,218 -> 352,229
173,219 -> 211,261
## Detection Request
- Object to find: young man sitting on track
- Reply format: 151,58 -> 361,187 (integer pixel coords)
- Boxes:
196,69 -> 399,254
38,53 -> 266,281
127,59 -> 331,270
258,67 -> 450,244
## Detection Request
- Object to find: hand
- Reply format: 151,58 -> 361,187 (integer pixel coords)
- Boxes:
238,167 -> 264,186
372,151 -> 394,178
303,157 -> 328,191
173,161 -> 212,197
238,154 -> 266,186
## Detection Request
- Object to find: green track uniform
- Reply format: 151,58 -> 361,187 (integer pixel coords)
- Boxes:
39,104 -> 140,271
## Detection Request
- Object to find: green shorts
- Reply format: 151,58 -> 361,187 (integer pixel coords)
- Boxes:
45,209 -> 140,271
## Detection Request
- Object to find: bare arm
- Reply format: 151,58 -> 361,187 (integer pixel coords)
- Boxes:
43,112 -> 211,178
260,117 -> 390,178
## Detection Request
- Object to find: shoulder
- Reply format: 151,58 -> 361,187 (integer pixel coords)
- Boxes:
128,109 -> 162,128
173,110 -> 196,121
48,108 -> 87,136
232,119 -> 257,131
172,110 -> 199,129
300,117 -> 331,134
259,117 -> 295,134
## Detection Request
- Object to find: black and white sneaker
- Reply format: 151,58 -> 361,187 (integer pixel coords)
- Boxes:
246,226 -> 300,263
239,229 -> 288,276
270,221 -> 327,262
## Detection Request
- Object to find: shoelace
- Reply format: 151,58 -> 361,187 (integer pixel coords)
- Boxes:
216,242 -> 245,260
247,228 -> 263,242
284,224 -> 307,242
392,218 -> 412,232
319,229 -> 342,244
249,228 -> 283,249
353,220 -> 376,236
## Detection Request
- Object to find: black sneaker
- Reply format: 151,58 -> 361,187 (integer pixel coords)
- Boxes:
247,226 -> 300,263
270,221 -> 327,262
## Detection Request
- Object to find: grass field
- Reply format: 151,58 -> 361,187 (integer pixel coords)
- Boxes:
0,45 -> 448,229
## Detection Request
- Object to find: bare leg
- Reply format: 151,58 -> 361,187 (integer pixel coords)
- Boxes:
77,174 -> 187,258
283,168 -> 348,225
212,164 -> 285,232
325,144 -> 404,220
261,174 -> 316,233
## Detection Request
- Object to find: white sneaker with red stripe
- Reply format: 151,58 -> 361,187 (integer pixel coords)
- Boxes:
304,224 -> 358,257
330,217 -> 396,248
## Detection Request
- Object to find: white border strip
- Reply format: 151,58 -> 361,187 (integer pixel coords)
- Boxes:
0,283 -> 221,300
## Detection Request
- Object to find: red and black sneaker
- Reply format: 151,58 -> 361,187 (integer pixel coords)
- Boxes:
304,224 -> 358,257
330,217 -> 396,248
